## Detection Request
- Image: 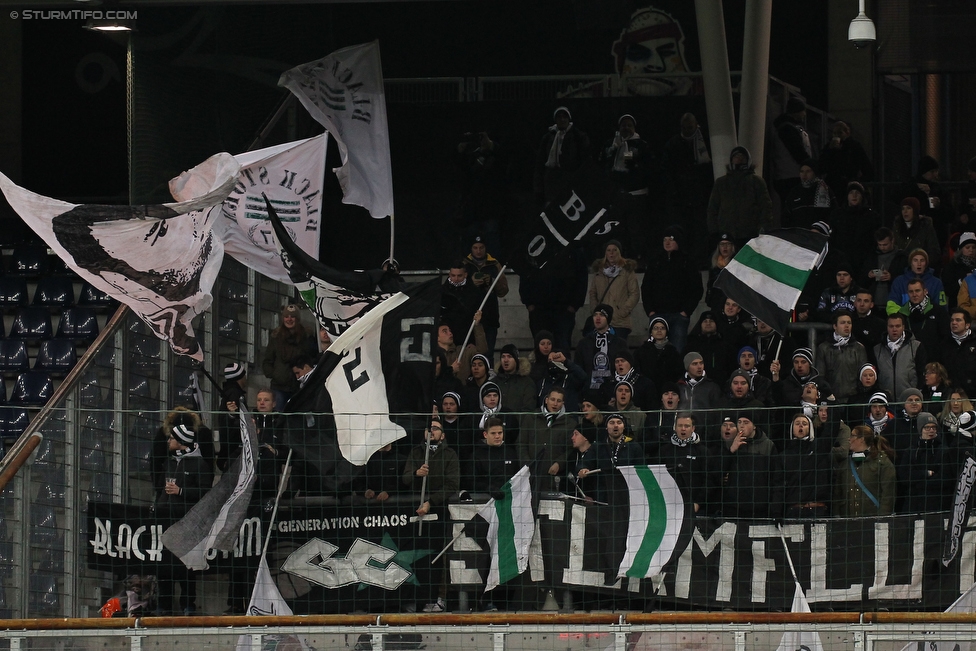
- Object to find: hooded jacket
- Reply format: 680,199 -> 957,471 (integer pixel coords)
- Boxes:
706,148 -> 773,239
589,256 -> 640,330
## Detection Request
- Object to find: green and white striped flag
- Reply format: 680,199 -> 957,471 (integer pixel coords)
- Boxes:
714,229 -> 828,334
478,466 -> 534,592
617,465 -> 685,579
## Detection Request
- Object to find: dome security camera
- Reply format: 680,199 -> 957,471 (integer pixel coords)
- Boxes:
848,9 -> 876,49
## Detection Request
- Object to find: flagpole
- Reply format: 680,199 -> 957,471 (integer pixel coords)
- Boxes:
777,523 -> 801,586
430,526 -> 468,564
260,450 -> 293,559
417,429 -> 432,534
458,264 -> 507,353
388,213 -> 395,267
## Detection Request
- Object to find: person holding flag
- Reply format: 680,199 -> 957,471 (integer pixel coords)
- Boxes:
402,419 -> 459,613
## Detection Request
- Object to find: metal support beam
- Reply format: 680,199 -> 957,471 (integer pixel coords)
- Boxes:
738,0 -> 773,172
694,0 -> 738,180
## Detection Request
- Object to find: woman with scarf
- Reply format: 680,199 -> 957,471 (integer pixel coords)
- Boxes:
635,317 -> 684,392
705,234 -> 736,314
782,413 -> 834,518
922,362 -> 952,416
940,390 -> 973,440
588,240 -> 640,340
833,424 -> 897,517
528,330 -> 555,384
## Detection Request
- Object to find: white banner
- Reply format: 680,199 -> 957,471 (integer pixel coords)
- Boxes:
206,135 -> 327,283
0,153 -> 239,361
279,40 -> 393,219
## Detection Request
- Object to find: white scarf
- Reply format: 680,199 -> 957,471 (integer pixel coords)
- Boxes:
685,371 -> 704,386
546,123 -> 572,169
833,332 -> 851,348
800,177 -> 832,208
887,333 -> 906,354
683,128 -> 711,165
868,412 -> 889,434
612,131 -> 641,172
953,328 -> 972,344
602,264 -> 622,278
448,277 -> 467,288
671,431 -> 700,447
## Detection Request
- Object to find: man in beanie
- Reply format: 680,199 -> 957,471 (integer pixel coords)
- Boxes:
641,225 -> 703,354
596,412 -> 644,478
783,158 -> 834,229
215,361 -> 250,473
898,411 -> 950,515
574,303 -> 628,391
892,388 -> 926,460
770,347 -> 834,408
156,418 -> 213,615
677,351 -> 721,421
718,411 -> 782,519
737,345 -> 773,406
770,97 -> 813,207
534,106 -> 591,204
719,368 -> 765,410
463,235 -> 509,359
603,349 -> 656,410
816,309 -> 868,403
887,248 -> 948,315
833,180 -> 882,261
818,120 -> 874,201
899,155 -> 953,241
893,197 -> 940,265
942,232 -> 976,311
686,310 -> 732,384
493,344 -> 536,414
706,146 -> 773,251
864,392 -> 896,439
466,417 -> 519,495
568,426 -> 601,502
647,382 -> 683,442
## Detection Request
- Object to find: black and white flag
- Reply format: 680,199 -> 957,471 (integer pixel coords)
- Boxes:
279,41 -> 393,219
162,405 -> 259,571
208,134 -> 327,283
286,278 -> 439,466
0,154 -> 240,361
267,195 -> 402,337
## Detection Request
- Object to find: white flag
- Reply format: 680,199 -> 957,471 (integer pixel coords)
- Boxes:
162,406 -> 258,570
897,582 -> 976,651
776,583 -> 825,651
616,465 -> 685,579
279,41 -> 393,219
0,154 -> 239,361
478,466 -> 534,592
205,135 -> 327,283
235,556 -> 310,651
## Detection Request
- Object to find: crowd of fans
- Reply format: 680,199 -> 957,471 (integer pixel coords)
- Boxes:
144,102 -> 976,615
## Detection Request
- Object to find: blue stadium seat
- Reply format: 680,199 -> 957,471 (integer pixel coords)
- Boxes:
80,436 -> 106,472
9,307 -> 53,341
77,281 -> 116,309
0,340 -> 30,375
128,375 -> 153,402
33,340 -> 78,376
56,307 -> 99,343
129,335 -> 161,374
10,371 -> 54,406
8,245 -> 50,278
32,276 -> 75,308
0,407 -> 30,438
0,276 -> 28,309
35,468 -> 67,507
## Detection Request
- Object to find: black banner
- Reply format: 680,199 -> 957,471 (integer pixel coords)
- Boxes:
90,501 -> 970,612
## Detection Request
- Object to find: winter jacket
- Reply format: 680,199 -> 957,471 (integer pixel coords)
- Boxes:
781,436 -> 833,510
706,164 -> 773,240
589,258 -> 640,331
262,327 -> 316,394
816,338 -> 869,402
463,254 -> 509,330
655,437 -> 717,513
833,450 -> 896,517
492,357 -> 537,415
640,249 -> 703,316
402,441 -> 460,508
718,429 -> 784,518
518,409 -> 578,489
874,335 -> 927,399
892,215 -> 941,267
886,267 -> 947,314
939,331 -> 976,398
